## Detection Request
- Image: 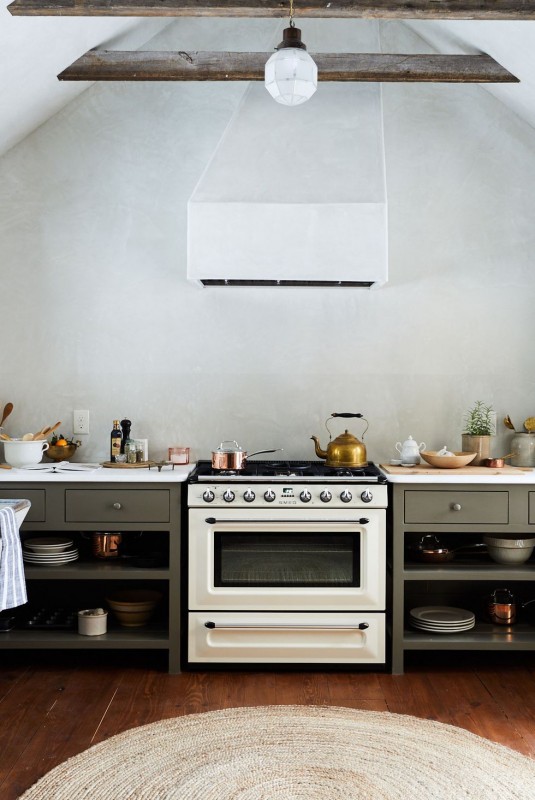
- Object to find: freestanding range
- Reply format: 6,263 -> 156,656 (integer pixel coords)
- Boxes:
186,461 -> 388,667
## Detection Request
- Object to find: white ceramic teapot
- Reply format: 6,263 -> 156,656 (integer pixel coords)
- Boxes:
395,435 -> 426,465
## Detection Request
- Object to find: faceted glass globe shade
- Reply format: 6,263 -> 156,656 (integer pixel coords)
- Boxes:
265,47 -> 318,106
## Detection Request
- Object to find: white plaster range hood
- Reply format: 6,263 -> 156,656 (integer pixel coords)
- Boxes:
187,81 -> 388,288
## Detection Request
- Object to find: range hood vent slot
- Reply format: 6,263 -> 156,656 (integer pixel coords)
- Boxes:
199,279 -> 375,288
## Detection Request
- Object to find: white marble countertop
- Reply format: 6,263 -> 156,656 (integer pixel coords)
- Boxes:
379,466 -> 535,484
0,464 -> 196,483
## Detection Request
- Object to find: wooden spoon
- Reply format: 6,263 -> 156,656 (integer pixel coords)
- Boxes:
34,421 -> 62,441
0,402 -> 13,428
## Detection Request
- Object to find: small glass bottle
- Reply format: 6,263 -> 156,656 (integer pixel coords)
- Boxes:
125,439 -> 137,464
110,420 -> 122,463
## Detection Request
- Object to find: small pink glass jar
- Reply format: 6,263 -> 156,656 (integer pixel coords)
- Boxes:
168,446 -> 190,465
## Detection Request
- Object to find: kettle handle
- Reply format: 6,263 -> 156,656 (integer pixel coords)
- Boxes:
326,413 -> 369,441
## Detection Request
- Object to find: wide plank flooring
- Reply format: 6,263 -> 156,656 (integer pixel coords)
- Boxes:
1,650 -> 535,799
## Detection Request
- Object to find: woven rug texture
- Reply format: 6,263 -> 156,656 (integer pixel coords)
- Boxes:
19,704 -> 535,799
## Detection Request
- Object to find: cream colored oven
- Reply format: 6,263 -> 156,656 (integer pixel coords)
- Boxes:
186,463 -> 388,666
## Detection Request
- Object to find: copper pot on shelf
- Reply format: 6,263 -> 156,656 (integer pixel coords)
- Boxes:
487,588 -> 517,625
92,532 -> 122,559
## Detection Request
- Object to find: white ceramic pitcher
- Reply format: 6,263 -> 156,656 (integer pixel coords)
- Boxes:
395,435 -> 426,465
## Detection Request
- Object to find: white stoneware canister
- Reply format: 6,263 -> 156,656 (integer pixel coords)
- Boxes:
78,609 -> 108,636
511,433 -> 535,467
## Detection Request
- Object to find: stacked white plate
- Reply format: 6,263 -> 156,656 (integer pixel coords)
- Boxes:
23,537 -> 78,565
410,606 -> 475,633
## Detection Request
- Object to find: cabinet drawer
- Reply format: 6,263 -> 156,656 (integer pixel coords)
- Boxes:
65,490 -> 170,523
0,490 -> 45,522
404,490 -> 509,525
529,493 -> 535,524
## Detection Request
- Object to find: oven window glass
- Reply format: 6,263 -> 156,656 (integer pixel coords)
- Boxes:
214,532 -> 361,588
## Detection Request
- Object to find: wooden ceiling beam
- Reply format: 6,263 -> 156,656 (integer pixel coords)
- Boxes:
57,50 -> 518,83
10,0 -> 535,19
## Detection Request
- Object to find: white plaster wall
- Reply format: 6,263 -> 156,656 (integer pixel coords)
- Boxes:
0,19 -> 534,465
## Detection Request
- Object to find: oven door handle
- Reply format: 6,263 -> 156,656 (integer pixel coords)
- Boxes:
204,517 -> 370,525
204,621 -> 370,630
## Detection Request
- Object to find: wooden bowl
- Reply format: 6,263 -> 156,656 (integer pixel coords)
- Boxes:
420,451 -> 477,469
45,443 -> 78,462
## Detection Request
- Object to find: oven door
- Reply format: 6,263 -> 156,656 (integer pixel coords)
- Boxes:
188,508 -> 385,611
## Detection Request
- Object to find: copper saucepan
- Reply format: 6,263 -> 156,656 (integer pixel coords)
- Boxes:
484,454 -> 513,468
211,440 -> 283,471
408,535 -> 487,563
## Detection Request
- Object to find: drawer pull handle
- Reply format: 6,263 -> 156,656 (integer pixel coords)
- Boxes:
112,502 -> 122,510
204,621 -> 370,631
451,503 -> 462,512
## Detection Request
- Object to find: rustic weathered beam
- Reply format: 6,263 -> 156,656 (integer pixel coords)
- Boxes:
57,50 -> 518,83
10,0 -> 535,19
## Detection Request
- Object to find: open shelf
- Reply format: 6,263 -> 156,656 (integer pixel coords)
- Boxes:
404,622 -> 535,649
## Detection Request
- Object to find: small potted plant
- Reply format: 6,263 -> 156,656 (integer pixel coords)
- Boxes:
462,401 -> 494,465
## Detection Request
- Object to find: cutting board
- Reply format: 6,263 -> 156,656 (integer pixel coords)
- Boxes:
380,463 -> 531,476
101,461 -> 156,469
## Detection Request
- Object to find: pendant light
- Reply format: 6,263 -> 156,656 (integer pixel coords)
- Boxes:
264,0 -> 317,107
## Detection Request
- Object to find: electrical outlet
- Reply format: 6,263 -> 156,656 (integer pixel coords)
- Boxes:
73,410 -> 90,435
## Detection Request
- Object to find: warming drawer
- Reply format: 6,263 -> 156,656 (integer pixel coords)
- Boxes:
188,611 -> 386,664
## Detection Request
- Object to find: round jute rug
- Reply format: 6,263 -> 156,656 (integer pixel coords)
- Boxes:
19,705 -> 535,800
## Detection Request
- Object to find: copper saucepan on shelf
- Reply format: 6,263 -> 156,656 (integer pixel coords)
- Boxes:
211,440 -> 283,471
407,535 -> 487,563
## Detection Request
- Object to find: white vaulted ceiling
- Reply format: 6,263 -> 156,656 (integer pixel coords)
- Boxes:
1,5 -> 535,158
0,1 -> 170,155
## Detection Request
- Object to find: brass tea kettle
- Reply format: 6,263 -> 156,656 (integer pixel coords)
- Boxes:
311,412 -> 368,468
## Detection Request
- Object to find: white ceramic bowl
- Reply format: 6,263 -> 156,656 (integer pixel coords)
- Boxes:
3,439 -> 49,468
483,534 -> 535,565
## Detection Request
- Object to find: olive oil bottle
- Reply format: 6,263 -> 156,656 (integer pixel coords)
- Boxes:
110,420 -> 122,462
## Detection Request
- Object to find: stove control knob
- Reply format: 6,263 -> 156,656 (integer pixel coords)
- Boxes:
264,489 -> 276,503
340,489 -> 353,503
361,490 -> 373,504
223,489 -> 235,503
243,489 -> 255,503
202,490 -> 215,503
320,490 -> 332,503
300,489 -> 312,503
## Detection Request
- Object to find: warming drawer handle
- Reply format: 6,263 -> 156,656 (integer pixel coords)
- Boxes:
204,517 -> 370,525
204,622 -> 370,630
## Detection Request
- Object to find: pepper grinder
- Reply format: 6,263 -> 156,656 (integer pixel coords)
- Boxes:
120,418 -> 132,454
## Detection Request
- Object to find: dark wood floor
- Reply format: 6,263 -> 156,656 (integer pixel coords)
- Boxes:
2,650 -> 535,799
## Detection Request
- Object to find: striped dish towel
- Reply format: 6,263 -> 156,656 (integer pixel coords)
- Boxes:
0,506 -> 27,611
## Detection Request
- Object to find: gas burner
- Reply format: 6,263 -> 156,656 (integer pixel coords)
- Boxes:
263,462 -> 312,477
213,469 -> 241,476
191,460 -> 386,483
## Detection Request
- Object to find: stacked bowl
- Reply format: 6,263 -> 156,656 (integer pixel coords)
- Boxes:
483,534 -> 535,565
106,590 -> 162,627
